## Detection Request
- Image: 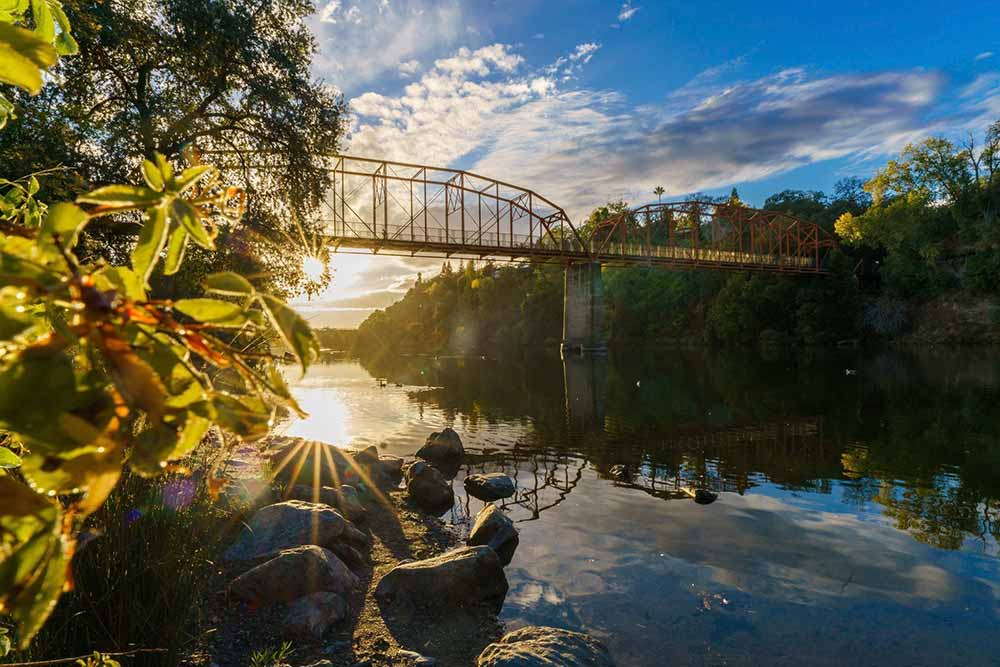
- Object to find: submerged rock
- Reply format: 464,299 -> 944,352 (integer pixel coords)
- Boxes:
416,427 -> 465,461
464,473 -> 516,501
608,465 -> 633,482
476,626 -> 614,667
694,489 -> 718,505
283,591 -> 349,640
230,545 -> 359,604
375,545 -> 507,613
405,461 -> 454,515
467,504 -> 519,566
223,500 -> 348,561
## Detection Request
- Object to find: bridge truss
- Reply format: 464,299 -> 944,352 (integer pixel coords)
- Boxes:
318,155 -> 839,274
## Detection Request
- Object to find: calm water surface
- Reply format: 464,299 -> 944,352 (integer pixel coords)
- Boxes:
284,349 -> 1000,666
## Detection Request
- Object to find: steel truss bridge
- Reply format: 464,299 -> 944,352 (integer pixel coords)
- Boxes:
322,155 -> 838,274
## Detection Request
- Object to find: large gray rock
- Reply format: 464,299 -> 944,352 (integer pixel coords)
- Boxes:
464,473 -> 515,501
405,461 -> 454,515
375,546 -> 507,613
283,592 -> 348,640
379,456 -> 405,484
230,545 -> 359,605
467,504 -> 519,566
224,500 -> 348,561
286,484 -> 366,521
416,427 -> 464,461
476,626 -> 614,667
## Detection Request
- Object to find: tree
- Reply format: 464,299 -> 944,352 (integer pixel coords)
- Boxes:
653,185 -> 665,204
1,0 -> 347,297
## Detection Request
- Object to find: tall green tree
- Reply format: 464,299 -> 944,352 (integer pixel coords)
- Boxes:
1,0 -> 347,297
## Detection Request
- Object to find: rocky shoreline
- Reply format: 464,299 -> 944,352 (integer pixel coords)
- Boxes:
187,429 -> 613,667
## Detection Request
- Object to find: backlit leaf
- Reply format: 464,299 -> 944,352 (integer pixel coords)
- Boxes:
204,271 -> 254,296
173,165 -> 212,193
30,0 -> 54,43
0,23 -> 57,94
170,199 -> 214,249
78,184 -> 162,213
0,447 -> 21,469
211,392 -> 271,441
39,202 -> 87,250
49,1 -> 77,56
131,205 -> 168,285
260,294 -> 319,375
141,159 -> 164,192
163,225 -> 188,275
174,298 -> 246,327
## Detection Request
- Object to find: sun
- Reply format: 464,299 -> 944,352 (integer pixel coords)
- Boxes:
302,255 -> 326,282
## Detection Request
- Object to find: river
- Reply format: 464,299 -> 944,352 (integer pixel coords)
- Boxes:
282,349 -> 1000,666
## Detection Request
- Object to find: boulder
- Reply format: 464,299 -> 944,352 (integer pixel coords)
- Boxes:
476,626 -> 614,667
223,501 -> 348,561
416,427 -> 464,461
375,546 -> 507,613
405,462 -> 454,515
283,592 -> 348,640
230,545 -> 359,605
329,542 -> 366,570
467,504 -> 519,566
464,473 -> 515,501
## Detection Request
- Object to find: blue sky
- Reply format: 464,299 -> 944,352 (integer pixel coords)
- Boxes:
294,0 -> 1000,327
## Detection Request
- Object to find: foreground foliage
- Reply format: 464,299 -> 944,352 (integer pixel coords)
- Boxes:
0,1 -> 320,651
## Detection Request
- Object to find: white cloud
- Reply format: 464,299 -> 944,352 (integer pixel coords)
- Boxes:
347,43 -> 946,221
975,51 -> 994,61
617,2 -> 640,22
309,0 -> 465,92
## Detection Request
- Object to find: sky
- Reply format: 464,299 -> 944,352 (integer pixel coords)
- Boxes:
292,0 -> 1000,328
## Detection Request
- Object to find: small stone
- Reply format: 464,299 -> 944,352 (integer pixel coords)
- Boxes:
464,473 -> 516,501
397,649 -> 438,665
353,445 -> 380,466
468,504 -> 519,566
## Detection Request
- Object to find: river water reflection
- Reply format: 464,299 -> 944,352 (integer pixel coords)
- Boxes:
284,349 -> 1000,666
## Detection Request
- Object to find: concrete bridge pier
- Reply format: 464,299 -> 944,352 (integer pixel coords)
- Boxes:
561,262 -> 607,355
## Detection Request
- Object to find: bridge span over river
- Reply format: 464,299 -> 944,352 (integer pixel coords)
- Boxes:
264,155 -> 839,352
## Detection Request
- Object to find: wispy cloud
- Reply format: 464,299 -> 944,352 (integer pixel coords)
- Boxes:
618,2 -> 640,22
974,51 -> 994,61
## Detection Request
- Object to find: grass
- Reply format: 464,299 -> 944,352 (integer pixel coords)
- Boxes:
3,471 -> 235,666
249,642 -> 294,667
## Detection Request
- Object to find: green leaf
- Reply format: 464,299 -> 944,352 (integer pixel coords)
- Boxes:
0,23 -> 58,94
0,93 -> 15,130
141,159 -> 164,192
30,0 -> 54,44
0,446 -> 21,469
259,294 -> 319,374
163,225 -> 188,275
169,199 -> 214,250
155,153 -> 174,184
77,184 -> 162,212
174,298 -> 247,327
0,476 -> 67,650
39,202 -> 87,249
211,392 -> 271,441
49,1 -> 77,56
204,271 -> 254,297
131,205 -> 168,285
18,446 -> 121,514
97,266 -> 146,302
173,165 -> 212,193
